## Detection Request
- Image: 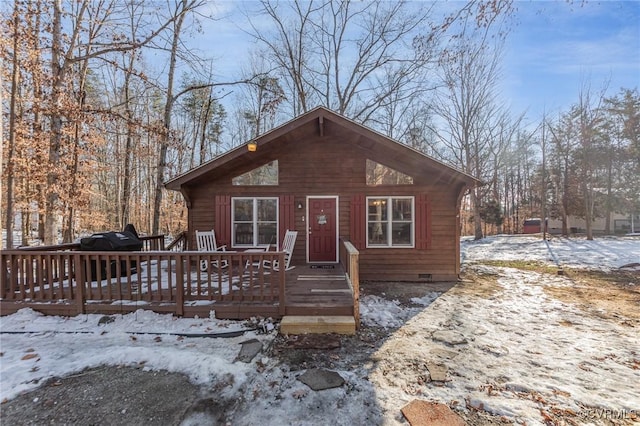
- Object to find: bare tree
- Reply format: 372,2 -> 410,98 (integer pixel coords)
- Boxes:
233,51 -> 286,138
117,0 -> 147,229
248,0 -> 321,115
575,80 -> 609,240
176,72 -> 227,166
249,0 -> 434,123
547,111 -> 580,236
41,0 -> 182,244
152,0 -> 205,236
431,27 -> 507,240
603,89 -> 640,233
250,0 -> 514,129
3,1 -> 23,248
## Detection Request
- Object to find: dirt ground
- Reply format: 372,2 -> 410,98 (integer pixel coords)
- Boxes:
0,366 -> 205,425
464,261 -> 640,323
544,269 -> 640,323
1,268 -> 637,425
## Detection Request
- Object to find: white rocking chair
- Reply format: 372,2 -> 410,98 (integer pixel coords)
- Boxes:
195,229 -> 228,271
263,230 -> 298,271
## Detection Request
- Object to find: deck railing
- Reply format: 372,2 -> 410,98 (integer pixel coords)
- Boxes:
1,250 -> 286,317
339,238 -> 360,329
15,234 -> 167,252
140,235 -> 166,251
166,231 -> 188,252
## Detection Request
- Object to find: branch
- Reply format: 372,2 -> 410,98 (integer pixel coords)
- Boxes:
171,77 -> 263,103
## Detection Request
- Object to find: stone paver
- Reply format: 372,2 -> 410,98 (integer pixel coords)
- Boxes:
431,330 -> 467,346
401,400 -> 465,426
236,339 -> 262,363
426,362 -> 448,382
297,368 -> 345,391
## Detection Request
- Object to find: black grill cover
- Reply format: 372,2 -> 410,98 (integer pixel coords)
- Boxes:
80,231 -> 143,252
80,231 -> 142,280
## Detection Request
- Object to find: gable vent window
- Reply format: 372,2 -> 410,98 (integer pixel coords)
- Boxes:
367,197 -> 414,248
366,159 -> 413,185
232,160 -> 278,185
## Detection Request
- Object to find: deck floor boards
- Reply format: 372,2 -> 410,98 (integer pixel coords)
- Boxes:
213,264 -> 354,318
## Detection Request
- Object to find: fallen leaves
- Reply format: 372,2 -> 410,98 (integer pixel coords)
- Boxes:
578,362 -> 593,372
21,353 -> 39,361
291,389 -> 308,400
552,389 -> 571,398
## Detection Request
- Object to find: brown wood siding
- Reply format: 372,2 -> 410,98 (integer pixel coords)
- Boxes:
182,133 -> 465,281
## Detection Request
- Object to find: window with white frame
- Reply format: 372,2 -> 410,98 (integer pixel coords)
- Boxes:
232,198 -> 278,247
367,197 -> 414,247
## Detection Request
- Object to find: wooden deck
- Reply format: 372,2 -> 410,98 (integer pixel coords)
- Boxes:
1,239 -> 360,328
210,265 -> 354,319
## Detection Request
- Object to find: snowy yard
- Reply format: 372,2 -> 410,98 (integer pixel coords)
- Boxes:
1,235 -> 639,425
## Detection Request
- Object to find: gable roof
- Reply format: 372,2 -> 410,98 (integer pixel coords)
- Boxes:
165,106 -> 480,190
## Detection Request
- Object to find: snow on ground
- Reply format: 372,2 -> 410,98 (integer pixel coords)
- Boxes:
359,292 -> 440,329
462,234 -> 640,271
368,266 -> 639,424
1,236 -> 639,424
0,310 -> 266,403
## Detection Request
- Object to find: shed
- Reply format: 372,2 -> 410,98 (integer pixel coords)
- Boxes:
523,218 -> 542,234
165,107 -> 479,282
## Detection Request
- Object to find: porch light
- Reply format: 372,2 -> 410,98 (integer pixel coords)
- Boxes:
247,140 -> 257,152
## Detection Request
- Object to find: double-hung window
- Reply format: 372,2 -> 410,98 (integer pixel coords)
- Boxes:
367,197 -> 414,247
232,197 -> 278,247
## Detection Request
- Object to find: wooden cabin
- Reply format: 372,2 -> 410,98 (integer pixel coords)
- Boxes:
1,107 -> 478,331
166,107 -> 479,282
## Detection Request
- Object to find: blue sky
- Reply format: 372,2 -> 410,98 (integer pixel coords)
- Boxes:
189,1 -> 639,123
503,1 -> 640,121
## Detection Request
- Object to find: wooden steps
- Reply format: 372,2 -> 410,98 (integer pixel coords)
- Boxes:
280,315 -> 356,335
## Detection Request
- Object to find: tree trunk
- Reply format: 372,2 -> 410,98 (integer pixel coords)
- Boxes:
153,2 -> 188,235
561,157 -> 569,236
583,182 -> 594,240
471,188 -> 483,240
604,152 -> 613,234
44,0 -> 66,245
121,70 -> 134,228
540,124 -> 547,239
21,210 -> 30,246
4,5 -> 21,248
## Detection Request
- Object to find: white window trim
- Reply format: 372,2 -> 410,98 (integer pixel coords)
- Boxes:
231,197 -> 279,248
366,196 -> 415,248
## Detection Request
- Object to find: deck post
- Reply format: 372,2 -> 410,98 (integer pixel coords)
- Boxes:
175,255 -> 184,316
73,253 -> 85,315
278,252 -> 286,316
341,241 -> 360,330
349,249 -> 360,330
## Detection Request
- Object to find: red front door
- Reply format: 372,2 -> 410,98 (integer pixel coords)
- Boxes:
308,197 -> 337,262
